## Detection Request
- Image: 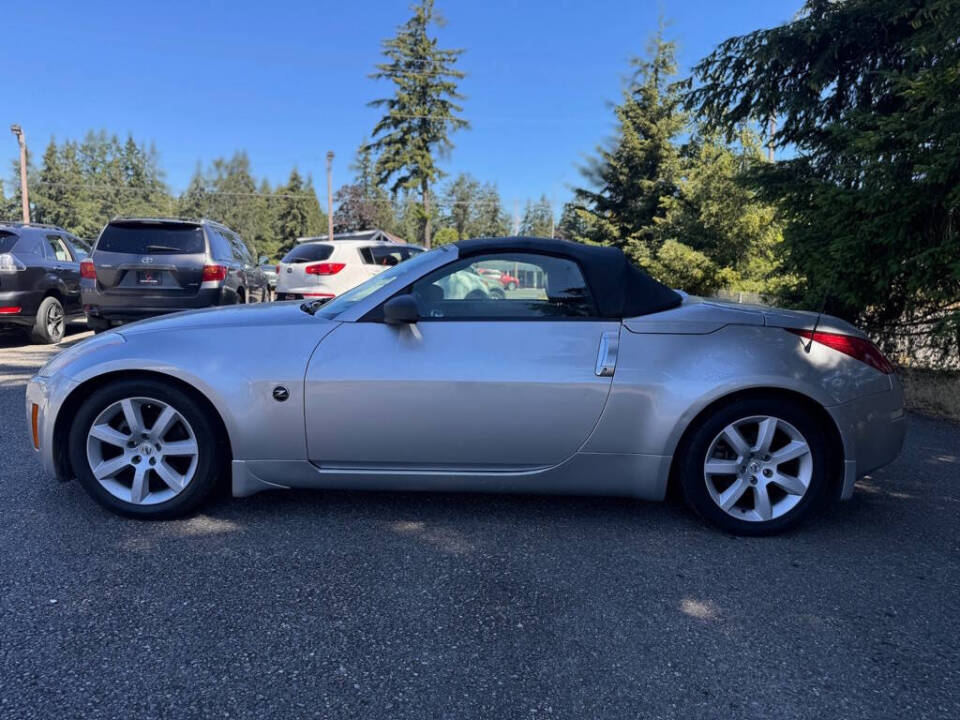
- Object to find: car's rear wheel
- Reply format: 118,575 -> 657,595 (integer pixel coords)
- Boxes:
68,379 -> 223,519
677,395 -> 834,536
30,296 -> 65,344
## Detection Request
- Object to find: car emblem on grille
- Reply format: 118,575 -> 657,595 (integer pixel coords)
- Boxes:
140,256 -> 155,264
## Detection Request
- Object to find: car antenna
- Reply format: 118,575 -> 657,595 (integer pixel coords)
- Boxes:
804,274 -> 834,354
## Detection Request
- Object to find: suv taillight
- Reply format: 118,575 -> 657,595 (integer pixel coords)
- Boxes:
788,329 -> 894,374
305,262 -> 345,275
0,253 -> 26,272
202,264 -> 227,282
80,259 -> 96,279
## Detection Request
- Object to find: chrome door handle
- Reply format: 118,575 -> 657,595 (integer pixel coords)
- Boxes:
595,330 -> 619,377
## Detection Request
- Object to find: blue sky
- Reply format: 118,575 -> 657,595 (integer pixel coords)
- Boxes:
2,0 -> 800,212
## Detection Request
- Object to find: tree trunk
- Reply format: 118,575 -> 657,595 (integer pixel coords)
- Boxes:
422,178 -> 431,249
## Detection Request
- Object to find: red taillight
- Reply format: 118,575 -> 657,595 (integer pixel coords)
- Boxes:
80,259 -> 96,279
0,306 -> 21,314
275,264 -> 280,274
788,329 -> 894,374
305,262 -> 345,276
202,264 -> 227,282
302,292 -> 335,298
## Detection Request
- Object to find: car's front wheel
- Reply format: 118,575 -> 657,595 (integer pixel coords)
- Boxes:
68,379 -> 223,519
677,395 -> 834,536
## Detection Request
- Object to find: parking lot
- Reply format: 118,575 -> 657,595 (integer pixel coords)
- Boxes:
1,328 -> 959,720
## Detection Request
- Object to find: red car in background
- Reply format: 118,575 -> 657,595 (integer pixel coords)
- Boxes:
499,271 -> 519,290
476,267 -> 520,290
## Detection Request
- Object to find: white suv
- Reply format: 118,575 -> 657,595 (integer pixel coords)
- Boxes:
275,239 -> 423,300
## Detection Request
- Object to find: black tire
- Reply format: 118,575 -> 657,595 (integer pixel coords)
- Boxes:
676,394 -> 835,536
86,316 -> 111,334
30,296 -> 66,344
68,379 -> 225,519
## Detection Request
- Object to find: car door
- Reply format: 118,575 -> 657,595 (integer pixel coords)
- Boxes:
44,233 -> 81,313
304,252 -> 621,470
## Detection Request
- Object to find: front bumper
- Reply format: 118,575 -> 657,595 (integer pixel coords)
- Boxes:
26,375 -> 61,478
827,377 -> 907,500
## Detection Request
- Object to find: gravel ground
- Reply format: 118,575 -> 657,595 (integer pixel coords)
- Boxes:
1,327 -> 959,720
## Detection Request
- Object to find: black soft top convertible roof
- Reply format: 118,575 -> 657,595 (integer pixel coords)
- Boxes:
455,237 -> 682,318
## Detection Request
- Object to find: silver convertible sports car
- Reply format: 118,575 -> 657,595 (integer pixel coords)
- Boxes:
26,238 -> 905,535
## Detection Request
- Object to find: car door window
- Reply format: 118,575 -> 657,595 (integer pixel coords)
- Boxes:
44,234 -> 72,262
227,232 -> 252,264
410,253 -> 597,319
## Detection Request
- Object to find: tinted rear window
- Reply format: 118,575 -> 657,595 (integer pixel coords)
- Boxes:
0,231 -> 18,253
281,244 -> 333,263
97,223 -> 205,254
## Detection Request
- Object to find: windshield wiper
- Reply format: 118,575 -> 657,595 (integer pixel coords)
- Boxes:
299,297 -> 331,315
144,244 -> 183,253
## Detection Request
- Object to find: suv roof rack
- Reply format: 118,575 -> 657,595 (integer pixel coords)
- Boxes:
0,220 -> 66,231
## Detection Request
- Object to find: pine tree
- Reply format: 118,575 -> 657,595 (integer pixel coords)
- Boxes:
367,0 -> 468,248
443,173 -> 479,239
573,25 -> 685,261
274,169 -> 311,254
468,183 -> 510,238
519,195 -> 554,237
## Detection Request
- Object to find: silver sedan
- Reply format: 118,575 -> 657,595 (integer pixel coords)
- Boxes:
25,238 -> 905,535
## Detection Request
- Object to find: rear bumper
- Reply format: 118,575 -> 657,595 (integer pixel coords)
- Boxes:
0,289 -> 42,325
827,377 -> 907,500
82,286 -> 224,322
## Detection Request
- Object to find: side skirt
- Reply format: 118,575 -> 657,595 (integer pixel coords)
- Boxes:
231,452 -> 670,501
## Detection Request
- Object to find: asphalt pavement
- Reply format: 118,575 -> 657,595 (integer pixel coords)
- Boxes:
1,327 -> 958,719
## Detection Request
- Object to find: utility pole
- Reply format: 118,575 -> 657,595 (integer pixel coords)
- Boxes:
326,151 -> 335,241
9,125 -> 29,223
549,195 -> 555,239
512,199 -> 520,236
767,115 -> 776,163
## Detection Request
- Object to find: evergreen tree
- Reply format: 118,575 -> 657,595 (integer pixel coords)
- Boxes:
519,195 -> 554,237
367,0 -> 468,248
556,202 -> 590,242
274,169 -> 312,254
334,141 -> 397,234
573,25 -> 685,262
468,183 -> 510,238
443,173 -> 479,239
688,0 -> 960,356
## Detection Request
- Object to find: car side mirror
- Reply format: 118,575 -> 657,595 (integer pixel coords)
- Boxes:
383,294 -> 419,325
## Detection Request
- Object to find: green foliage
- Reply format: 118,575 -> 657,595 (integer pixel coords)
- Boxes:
28,132 -> 171,238
688,0 -> 960,357
573,24 -> 686,259
443,173 -> 479,239
334,141 -> 396,234
437,175 -> 510,239
468,183 -> 511,238
519,195 -> 554,237
432,226 -> 459,247
367,0 -> 468,247
571,26 -> 787,298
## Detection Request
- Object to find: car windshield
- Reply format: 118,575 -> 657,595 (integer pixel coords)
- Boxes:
312,247 -> 446,318
97,222 -> 205,254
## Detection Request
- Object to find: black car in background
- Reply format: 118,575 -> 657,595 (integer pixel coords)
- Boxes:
0,221 -> 86,344
82,217 -> 269,332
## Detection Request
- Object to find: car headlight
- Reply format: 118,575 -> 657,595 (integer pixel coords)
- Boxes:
37,332 -> 126,378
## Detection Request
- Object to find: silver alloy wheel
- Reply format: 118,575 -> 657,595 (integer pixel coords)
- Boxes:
85,396 -> 199,506
46,302 -> 64,340
703,415 -> 813,522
